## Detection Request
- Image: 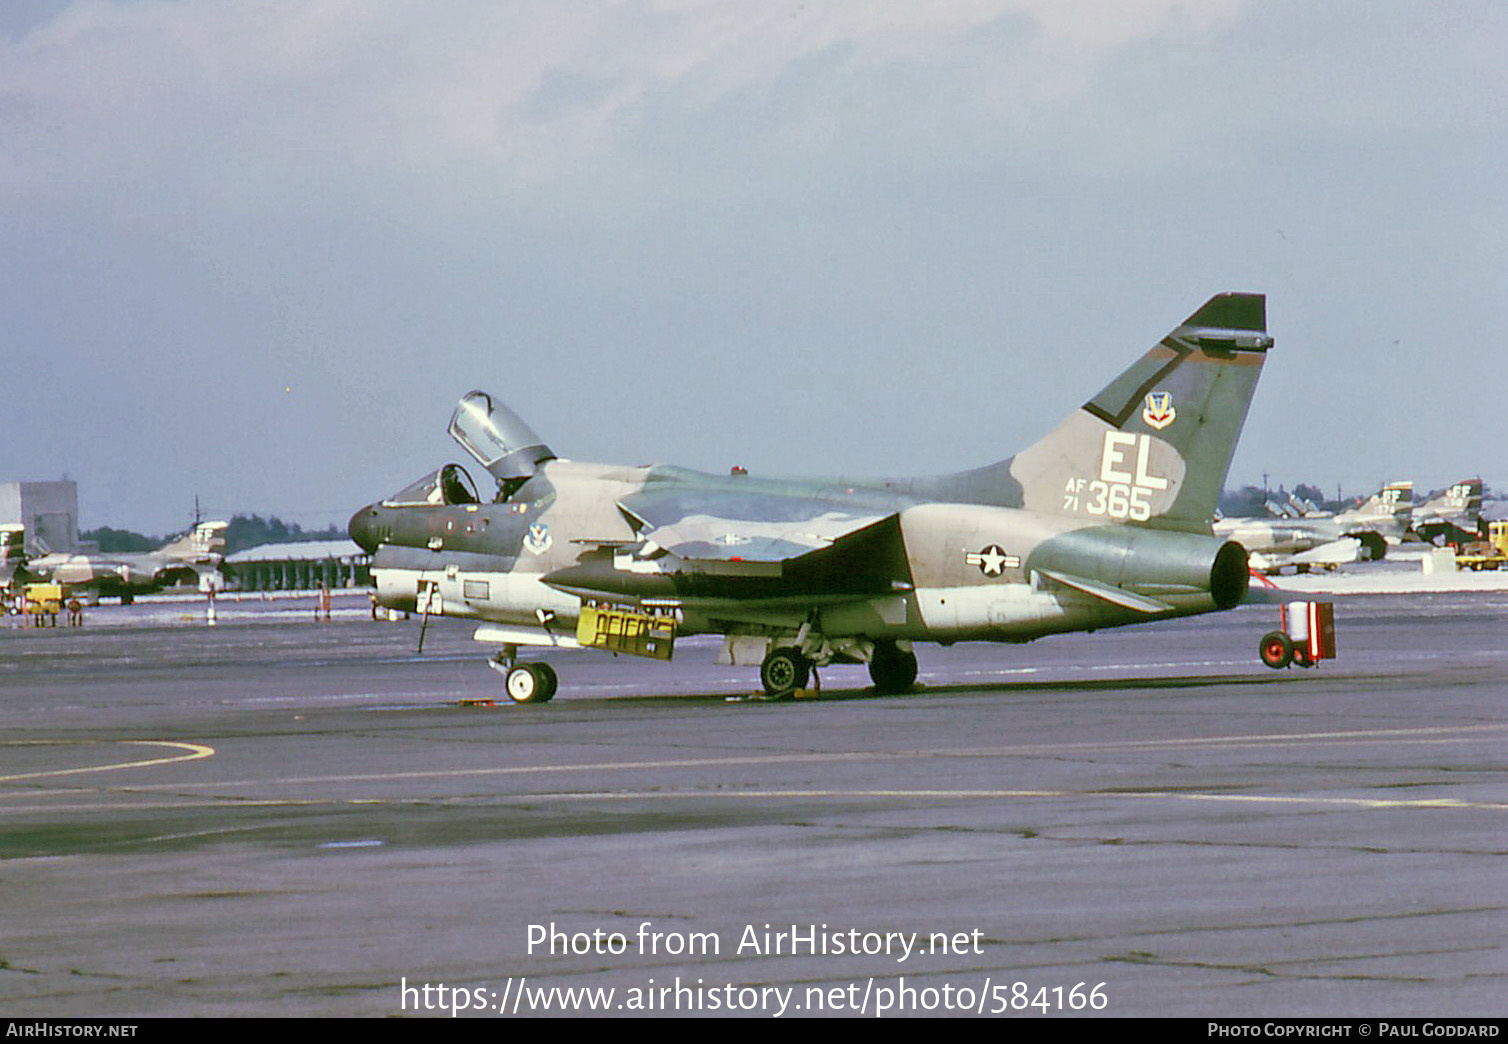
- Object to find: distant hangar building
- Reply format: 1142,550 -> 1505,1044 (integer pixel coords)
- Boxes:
0,481 -> 79,554
225,539 -> 371,591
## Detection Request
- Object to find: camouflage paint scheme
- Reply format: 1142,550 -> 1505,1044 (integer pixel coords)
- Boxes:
18,521 -> 227,603
1215,482 -> 1414,570
1410,479 -> 1484,545
349,294 -> 1270,699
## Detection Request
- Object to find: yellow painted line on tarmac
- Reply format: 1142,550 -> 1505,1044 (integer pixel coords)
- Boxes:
0,798 -> 357,814
96,722 -> 1508,792
2,726 -> 1502,818
0,741 -> 216,783
2,787 -> 1500,817
554,784 -> 1508,808
943,722 -> 1508,756
459,787 -> 1508,812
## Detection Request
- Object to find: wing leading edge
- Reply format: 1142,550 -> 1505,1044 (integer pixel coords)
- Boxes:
617,486 -> 894,565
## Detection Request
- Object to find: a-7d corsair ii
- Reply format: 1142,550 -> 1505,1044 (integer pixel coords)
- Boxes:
349,293 -> 1271,702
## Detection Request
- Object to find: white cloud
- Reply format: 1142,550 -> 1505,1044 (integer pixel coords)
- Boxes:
3,1 -> 1505,529
0,1 -> 1249,210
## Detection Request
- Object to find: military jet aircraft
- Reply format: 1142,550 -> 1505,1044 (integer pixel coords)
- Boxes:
1214,481 -> 1412,573
349,293 -> 1272,702
20,520 -> 227,603
0,524 -> 25,594
1410,478 -> 1483,545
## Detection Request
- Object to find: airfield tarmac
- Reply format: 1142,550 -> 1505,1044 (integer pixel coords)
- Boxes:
0,589 -> 1503,1018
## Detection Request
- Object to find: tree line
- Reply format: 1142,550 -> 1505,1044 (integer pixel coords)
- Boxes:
83,515 -> 345,555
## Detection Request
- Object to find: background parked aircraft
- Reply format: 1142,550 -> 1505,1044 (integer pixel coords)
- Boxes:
1410,479 -> 1483,545
19,520 -> 227,603
1215,481 -> 1412,572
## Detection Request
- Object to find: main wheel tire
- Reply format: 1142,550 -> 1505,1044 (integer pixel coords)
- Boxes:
869,642 -> 919,694
1259,630 -> 1294,670
1352,531 -> 1387,561
760,647 -> 810,697
505,663 -> 554,703
534,662 -> 558,702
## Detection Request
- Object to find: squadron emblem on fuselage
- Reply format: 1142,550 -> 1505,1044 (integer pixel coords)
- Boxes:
524,521 -> 553,555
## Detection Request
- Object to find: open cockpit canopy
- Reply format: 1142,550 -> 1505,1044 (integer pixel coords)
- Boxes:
448,390 -> 555,486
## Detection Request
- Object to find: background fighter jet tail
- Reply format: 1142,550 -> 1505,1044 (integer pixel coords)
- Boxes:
1339,481 -> 1413,528
159,520 -> 229,560
1412,478 -> 1483,543
1004,292 -> 1272,533
0,524 -> 24,587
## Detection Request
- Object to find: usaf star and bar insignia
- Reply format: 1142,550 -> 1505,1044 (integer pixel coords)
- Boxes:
965,544 -> 1020,577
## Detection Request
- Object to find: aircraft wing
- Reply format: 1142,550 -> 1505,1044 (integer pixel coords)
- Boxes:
1291,538 -> 1361,566
617,488 -> 894,564
1247,538 -> 1359,575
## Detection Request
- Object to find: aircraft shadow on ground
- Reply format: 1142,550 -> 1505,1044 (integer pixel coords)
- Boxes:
599,671 -> 1293,706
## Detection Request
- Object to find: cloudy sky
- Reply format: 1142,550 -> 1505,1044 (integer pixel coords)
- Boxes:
2,0 -> 1503,535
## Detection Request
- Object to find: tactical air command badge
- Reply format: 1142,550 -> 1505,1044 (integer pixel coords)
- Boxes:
524,521 -> 553,555
1142,391 -> 1176,430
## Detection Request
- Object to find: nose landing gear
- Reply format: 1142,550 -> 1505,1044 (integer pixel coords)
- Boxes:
489,647 -> 558,703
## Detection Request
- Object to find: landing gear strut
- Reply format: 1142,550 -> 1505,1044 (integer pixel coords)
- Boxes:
489,648 -> 558,703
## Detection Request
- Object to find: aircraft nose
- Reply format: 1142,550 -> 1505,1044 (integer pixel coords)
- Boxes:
348,504 -> 381,553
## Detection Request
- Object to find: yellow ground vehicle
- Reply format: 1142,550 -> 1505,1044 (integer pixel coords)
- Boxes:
22,583 -> 64,625
1456,519 -> 1508,571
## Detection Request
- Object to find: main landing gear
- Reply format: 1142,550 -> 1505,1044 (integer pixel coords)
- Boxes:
869,641 -> 918,695
489,649 -> 557,703
756,640 -> 920,698
759,646 -> 811,698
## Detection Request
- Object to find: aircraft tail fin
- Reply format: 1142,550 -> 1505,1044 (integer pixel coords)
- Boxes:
161,520 -> 228,560
1340,482 -> 1412,530
1420,478 -> 1482,524
0,524 -> 24,584
1006,293 -> 1272,532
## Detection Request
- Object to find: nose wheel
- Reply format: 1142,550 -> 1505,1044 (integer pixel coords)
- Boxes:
490,652 -> 558,703
505,662 -> 557,703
